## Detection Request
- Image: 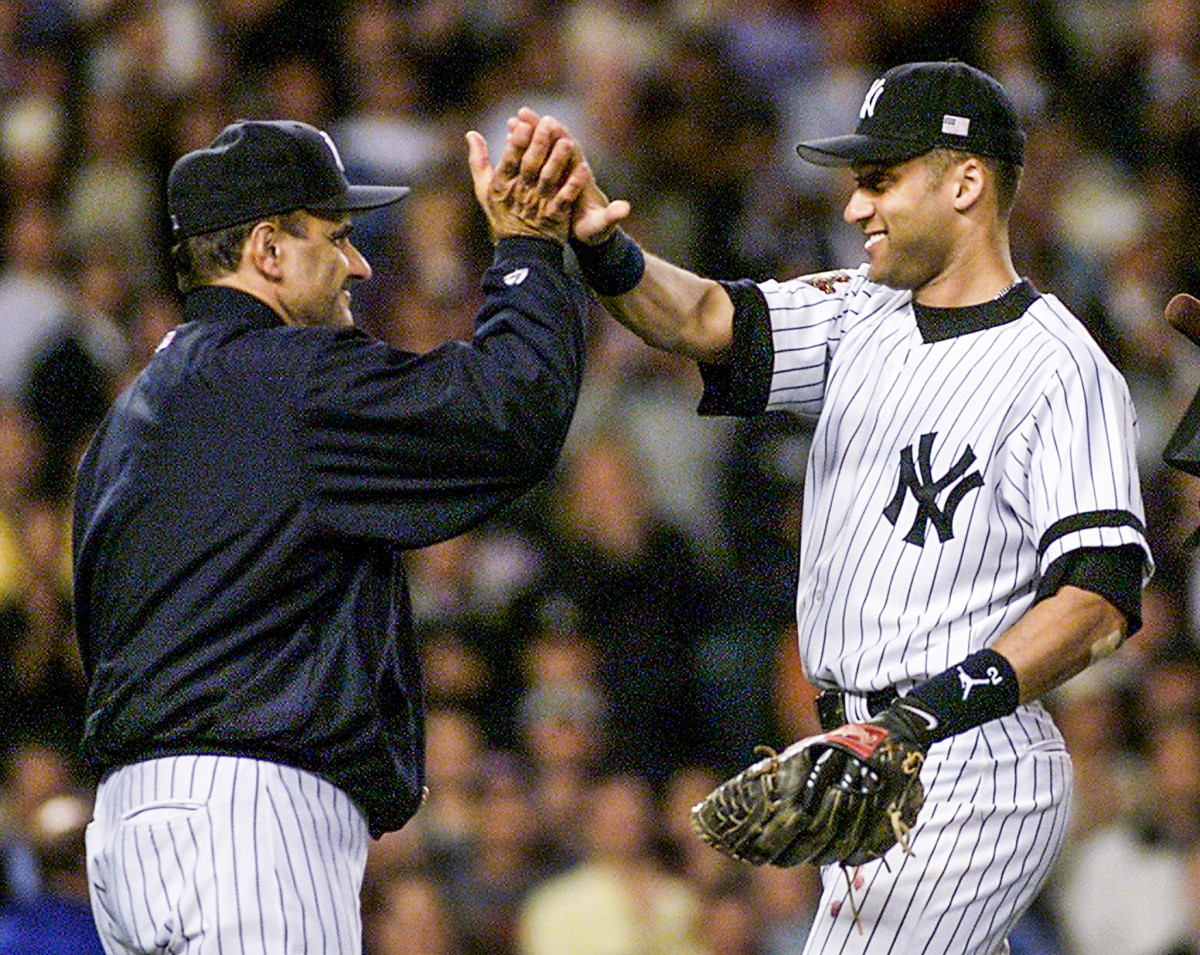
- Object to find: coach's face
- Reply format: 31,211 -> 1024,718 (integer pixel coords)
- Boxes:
843,154 -> 959,293
276,211 -> 371,328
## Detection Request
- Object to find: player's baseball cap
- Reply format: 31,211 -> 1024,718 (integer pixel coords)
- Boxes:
796,61 -> 1025,168
167,119 -> 410,239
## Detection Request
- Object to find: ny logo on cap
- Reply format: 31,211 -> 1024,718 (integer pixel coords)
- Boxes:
317,129 -> 346,173
860,78 -> 886,119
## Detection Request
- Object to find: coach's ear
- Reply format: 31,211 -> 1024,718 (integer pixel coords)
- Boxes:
951,157 -> 986,213
246,221 -> 284,280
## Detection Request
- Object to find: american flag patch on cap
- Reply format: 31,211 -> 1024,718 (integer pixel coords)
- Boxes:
942,115 -> 971,136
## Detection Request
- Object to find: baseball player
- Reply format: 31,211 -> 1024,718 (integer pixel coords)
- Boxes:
74,117 -> 592,952
514,61 -> 1152,953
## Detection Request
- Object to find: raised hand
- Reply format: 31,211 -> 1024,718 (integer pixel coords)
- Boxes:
465,114 -> 589,244
508,107 -> 630,246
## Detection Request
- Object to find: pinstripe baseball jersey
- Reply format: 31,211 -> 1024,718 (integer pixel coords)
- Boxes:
701,264 -> 1152,953
742,265 -> 1151,693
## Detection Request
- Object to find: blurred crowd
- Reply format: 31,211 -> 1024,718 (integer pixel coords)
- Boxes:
0,0 -> 1200,952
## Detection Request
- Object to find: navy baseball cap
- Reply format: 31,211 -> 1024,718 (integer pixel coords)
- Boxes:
167,120 -> 410,239
796,61 -> 1025,168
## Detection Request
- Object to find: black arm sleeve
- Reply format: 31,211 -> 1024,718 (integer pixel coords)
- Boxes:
696,279 -> 774,417
1035,544 -> 1145,633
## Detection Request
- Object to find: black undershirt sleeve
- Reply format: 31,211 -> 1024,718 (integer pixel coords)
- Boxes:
696,279 -> 774,417
1035,544 -> 1145,633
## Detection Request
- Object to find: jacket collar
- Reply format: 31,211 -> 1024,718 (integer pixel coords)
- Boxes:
913,280 -> 1039,343
184,285 -> 285,329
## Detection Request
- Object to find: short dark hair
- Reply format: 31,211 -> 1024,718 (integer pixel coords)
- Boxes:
924,148 -> 1023,217
170,211 -> 309,294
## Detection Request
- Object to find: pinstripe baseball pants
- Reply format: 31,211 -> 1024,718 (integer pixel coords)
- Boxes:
86,755 -> 369,954
802,704 -> 1073,955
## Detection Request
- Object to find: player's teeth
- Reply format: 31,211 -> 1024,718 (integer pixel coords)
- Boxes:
865,234 -> 884,250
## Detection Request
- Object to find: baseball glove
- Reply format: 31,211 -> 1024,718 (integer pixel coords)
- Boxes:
690,717 -> 926,868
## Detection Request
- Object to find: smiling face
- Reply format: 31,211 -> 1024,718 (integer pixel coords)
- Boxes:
275,211 -> 371,328
842,153 -> 962,293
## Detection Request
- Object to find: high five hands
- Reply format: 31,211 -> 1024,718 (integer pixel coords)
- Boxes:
466,114 -> 591,245
502,107 -> 632,247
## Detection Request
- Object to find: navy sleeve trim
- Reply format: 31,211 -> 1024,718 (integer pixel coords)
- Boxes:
697,278 -> 773,417
1036,509 -> 1146,559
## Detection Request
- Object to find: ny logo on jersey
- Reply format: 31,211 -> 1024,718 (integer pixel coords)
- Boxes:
883,432 -> 983,546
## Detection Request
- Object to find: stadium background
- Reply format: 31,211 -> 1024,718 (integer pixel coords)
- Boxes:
0,1 -> 1199,952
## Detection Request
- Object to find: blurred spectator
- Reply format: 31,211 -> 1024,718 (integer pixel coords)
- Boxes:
420,707 -> 488,866
0,791 -> 103,955
0,202 -> 74,401
363,868 -> 464,955
0,522 -> 82,757
695,871 -> 762,955
659,764 -> 741,895
1048,662 -> 1142,847
542,427 -> 717,787
516,606 -> 607,868
516,772 -> 704,955
22,241 -> 131,501
1051,717 -> 1200,955
443,753 -> 556,955
0,742 -> 79,904
752,865 -> 821,955
62,88 -> 159,286
0,46 -> 69,209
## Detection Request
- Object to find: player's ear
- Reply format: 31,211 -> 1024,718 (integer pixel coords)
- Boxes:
951,158 -> 986,212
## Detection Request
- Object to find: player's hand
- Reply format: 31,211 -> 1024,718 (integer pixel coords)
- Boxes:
465,114 -> 588,244
508,106 -> 630,246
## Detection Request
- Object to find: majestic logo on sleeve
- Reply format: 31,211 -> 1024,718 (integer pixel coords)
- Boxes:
883,432 -> 983,546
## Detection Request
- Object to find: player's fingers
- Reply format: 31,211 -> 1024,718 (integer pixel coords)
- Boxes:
516,105 -> 542,127
537,136 -> 577,196
545,155 -> 590,218
602,198 -> 631,227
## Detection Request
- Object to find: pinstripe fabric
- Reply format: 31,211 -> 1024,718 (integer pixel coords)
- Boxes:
803,708 -> 1071,954
751,268 -> 1148,953
85,755 -> 368,954
759,267 -> 1150,692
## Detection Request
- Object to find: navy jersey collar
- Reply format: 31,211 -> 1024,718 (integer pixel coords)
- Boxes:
184,284 -> 285,328
913,279 -> 1039,343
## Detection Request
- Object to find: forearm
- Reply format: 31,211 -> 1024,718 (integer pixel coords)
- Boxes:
990,584 -> 1128,704
875,585 -> 1128,749
572,228 -> 734,362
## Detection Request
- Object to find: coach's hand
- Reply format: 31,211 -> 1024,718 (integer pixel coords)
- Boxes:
466,114 -> 589,244
690,716 -> 926,869
507,106 -> 631,247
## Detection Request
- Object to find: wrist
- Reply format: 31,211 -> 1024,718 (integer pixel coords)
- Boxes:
876,648 -> 1020,748
569,228 -> 644,296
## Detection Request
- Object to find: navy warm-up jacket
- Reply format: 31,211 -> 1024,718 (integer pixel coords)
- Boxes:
72,237 -> 589,837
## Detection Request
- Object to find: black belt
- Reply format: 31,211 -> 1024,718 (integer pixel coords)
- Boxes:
815,686 -> 899,732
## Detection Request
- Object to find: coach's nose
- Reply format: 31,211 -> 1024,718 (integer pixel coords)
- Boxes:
346,240 -> 372,281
